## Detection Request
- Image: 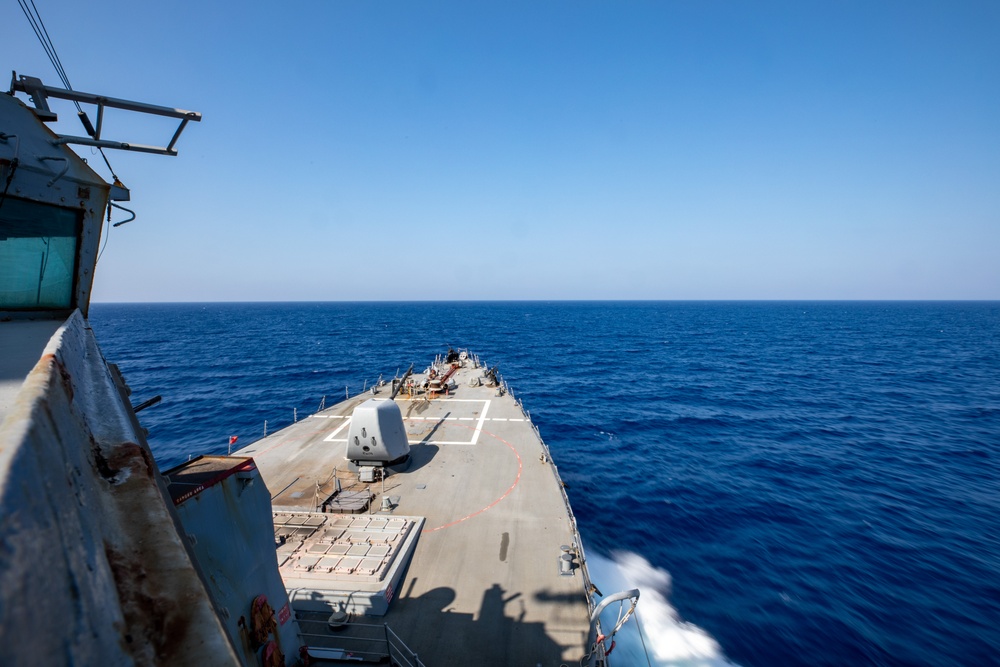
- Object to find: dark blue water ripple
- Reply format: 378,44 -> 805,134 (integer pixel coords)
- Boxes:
90,301 -> 1000,667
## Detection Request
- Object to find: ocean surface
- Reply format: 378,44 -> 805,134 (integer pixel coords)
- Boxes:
89,301 -> 1000,667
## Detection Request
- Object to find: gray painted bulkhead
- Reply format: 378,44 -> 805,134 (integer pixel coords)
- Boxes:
169,458 -> 303,664
0,312 -> 241,665
1,82 -> 289,665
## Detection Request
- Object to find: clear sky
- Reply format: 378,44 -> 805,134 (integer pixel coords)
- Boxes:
4,1 -> 999,300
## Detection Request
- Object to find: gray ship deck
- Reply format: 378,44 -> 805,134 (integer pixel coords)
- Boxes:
236,358 -> 592,665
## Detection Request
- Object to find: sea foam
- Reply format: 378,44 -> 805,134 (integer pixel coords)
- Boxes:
587,551 -> 739,667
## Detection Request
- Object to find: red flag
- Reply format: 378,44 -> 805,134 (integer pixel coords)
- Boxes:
229,436 -> 238,445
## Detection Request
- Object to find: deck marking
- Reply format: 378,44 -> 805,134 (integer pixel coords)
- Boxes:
323,418 -> 352,442
471,400 -> 491,445
422,425 -> 522,534
324,400 -> 492,445
396,398 -> 484,402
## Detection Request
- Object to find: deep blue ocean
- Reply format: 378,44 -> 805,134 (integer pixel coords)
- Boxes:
89,301 -> 1000,667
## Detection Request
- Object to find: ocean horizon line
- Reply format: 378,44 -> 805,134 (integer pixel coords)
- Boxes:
90,298 -> 1000,305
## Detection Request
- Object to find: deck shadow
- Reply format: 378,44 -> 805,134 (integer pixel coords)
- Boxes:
384,582 -> 570,665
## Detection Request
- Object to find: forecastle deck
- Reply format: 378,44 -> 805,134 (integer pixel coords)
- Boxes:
236,355 -> 596,666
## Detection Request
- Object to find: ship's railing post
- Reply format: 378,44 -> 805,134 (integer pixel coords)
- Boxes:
384,623 -> 425,667
263,420 -> 268,436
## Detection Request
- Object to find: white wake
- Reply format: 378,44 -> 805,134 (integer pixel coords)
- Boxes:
585,551 -> 740,667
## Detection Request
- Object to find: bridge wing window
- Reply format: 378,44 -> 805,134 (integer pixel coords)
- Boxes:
0,197 -> 80,309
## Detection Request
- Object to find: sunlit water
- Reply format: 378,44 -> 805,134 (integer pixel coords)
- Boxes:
90,301 -> 1000,666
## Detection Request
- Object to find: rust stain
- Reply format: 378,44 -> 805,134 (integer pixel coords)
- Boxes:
104,543 -> 196,662
92,442 -> 155,483
107,442 -> 155,480
92,443 -> 121,483
39,353 -> 75,402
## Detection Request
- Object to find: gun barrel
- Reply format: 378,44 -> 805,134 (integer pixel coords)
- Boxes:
390,364 -> 415,400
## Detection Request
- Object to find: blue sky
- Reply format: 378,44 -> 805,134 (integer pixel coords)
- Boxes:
4,1 -> 998,300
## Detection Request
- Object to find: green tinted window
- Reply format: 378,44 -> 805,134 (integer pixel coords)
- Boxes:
0,197 -> 80,309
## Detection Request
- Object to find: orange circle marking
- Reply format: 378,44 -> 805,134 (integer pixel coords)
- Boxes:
421,425 -> 523,533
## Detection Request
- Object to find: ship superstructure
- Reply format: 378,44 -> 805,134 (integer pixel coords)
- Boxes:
0,76 -> 258,666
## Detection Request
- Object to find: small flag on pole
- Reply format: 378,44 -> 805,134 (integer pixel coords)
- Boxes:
228,435 -> 238,455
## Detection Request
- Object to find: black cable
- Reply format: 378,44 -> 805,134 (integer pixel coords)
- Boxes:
26,0 -> 81,111
18,3 -> 60,81
98,148 -> 119,182
96,204 -> 112,264
18,0 -> 122,183
18,0 -> 127,216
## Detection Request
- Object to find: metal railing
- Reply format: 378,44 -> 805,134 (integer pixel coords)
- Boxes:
490,363 -> 610,660
298,620 -> 425,667
386,624 -> 425,667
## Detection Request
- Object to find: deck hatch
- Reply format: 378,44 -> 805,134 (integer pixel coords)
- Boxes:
275,511 -> 425,616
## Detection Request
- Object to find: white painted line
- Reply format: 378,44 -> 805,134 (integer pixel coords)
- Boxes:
396,398 -> 485,402
471,400 -> 491,445
311,414 -> 348,419
414,440 -> 477,446
323,418 -> 352,442
492,418 -> 508,422
325,438 -> 479,446
326,399 -> 496,446
509,418 -> 525,422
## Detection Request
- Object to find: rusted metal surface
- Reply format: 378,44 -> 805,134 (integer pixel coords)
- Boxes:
0,312 -> 240,666
163,455 -> 257,505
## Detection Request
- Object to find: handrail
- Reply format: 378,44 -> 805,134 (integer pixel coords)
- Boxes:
386,624 -> 426,667
489,359 -> 622,663
299,619 -> 425,667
